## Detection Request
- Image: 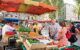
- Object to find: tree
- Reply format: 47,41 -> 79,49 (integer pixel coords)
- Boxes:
76,0 -> 80,19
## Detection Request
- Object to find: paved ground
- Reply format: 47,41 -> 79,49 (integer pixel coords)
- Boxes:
74,34 -> 80,47
0,46 -> 3,50
0,41 -> 4,50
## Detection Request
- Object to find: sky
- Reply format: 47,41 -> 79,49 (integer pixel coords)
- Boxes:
63,0 -> 76,5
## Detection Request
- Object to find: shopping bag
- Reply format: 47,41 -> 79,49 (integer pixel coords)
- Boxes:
66,31 -> 72,39
68,34 -> 78,43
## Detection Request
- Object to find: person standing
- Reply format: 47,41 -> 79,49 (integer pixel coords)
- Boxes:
2,21 -> 15,43
57,21 -> 70,47
68,22 -> 78,45
49,19 -> 61,41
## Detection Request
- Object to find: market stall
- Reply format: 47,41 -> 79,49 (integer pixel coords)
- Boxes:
17,31 -> 58,50
0,0 -> 62,50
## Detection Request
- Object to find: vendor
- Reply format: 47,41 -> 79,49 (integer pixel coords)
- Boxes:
2,21 -> 15,43
33,21 -> 42,35
49,19 -> 61,40
41,22 -> 49,37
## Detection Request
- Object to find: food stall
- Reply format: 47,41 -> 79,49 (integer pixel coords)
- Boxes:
0,0 -> 63,50
17,30 -> 58,50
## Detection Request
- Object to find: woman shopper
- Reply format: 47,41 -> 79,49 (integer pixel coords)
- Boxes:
57,21 -> 70,47
68,22 -> 78,45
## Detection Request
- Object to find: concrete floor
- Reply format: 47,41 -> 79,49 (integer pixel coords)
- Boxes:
0,46 -> 3,50
0,42 -> 4,50
74,34 -> 80,47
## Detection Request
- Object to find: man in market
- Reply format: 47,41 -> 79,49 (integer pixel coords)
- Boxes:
2,21 -> 15,43
49,19 -> 61,41
33,21 -> 42,35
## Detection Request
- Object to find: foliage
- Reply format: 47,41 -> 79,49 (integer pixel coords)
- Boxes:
76,0 -> 80,3
75,0 -> 80,19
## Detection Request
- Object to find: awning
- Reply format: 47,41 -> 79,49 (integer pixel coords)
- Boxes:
3,18 -> 20,22
0,0 -> 57,15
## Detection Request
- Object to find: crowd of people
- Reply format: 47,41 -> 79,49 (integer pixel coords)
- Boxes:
0,19 -> 80,47
28,19 -> 80,47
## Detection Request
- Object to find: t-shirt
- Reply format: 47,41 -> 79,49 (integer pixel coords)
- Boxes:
49,23 -> 61,39
41,26 -> 49,37
49,23 -> 61,35
70,26 -> 76,33
2,24 -> 15,36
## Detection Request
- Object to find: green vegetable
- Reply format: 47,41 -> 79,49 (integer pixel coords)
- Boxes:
18,27 -> 31,32
27,38 -> 39,44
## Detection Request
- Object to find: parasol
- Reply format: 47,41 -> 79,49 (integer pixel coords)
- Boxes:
0,0 -> 57,15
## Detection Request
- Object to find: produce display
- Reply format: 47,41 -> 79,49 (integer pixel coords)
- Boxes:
27,38 -> 39,44
29,32 -> 39,38
18,27 -> 31,32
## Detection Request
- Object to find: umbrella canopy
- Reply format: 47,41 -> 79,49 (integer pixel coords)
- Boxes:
1,0 -> 24,4
0,0 -> 57,15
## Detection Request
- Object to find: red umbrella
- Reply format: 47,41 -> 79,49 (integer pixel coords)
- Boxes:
26,6 -> 54,15
1,0 -> 24,4
0,0 -> 57,15
0,2 -> 19,11
26,2 -> 57,15
5,7 -> 17,12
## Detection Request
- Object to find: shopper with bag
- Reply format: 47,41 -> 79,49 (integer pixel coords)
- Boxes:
68,22 -> 78,45
49,19 -> 61,41
57,21 -> 70,47
2,21 -> 15,43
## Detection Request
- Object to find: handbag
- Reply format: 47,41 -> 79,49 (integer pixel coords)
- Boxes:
66,31 -> 72,39
68,34 -> 78,43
